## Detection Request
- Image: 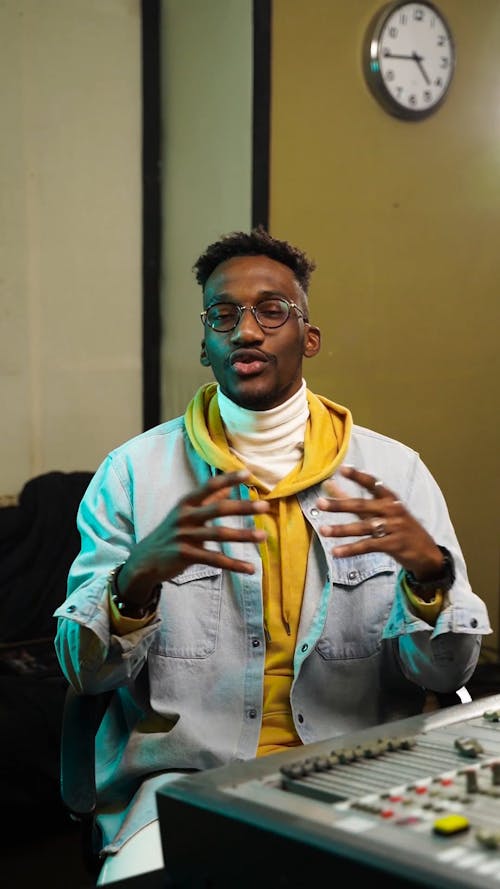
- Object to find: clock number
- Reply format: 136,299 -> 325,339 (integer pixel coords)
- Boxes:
440,56 -> 449,69
423,90 -> 432,103
399,13 -> 408,25
388,26 -> 398,38
386,69 -> 395,82
409,94 -> 417,106
413,7 -> 424,21
437,34 -> 446,46
435,76 -> 443,87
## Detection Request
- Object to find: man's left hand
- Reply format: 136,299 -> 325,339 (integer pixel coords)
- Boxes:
316,465 -> 445,580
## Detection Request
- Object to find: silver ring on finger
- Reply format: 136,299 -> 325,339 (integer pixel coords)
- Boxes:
370,517 -> 387,538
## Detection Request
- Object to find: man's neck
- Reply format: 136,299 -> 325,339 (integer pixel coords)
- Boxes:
217,381 -> 309,488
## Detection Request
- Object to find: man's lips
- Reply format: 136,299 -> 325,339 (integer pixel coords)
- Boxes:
229,349 -> 270,376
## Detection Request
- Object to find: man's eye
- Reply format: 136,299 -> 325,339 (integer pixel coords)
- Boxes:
211,306 -> 235,320
259,302 -> 285,318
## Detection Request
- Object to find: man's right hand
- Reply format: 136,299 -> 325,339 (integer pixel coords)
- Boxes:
117,469 -> 269,605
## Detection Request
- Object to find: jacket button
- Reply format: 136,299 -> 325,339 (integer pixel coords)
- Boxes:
310,508 -> 319,517
297,714 -> 304,724
66,605 -> 76,613
252,638 -> 260,647
248,709 -> 257,719
301,643 -> 308,653
470,618 -> 478,628
348,570 -> 358,581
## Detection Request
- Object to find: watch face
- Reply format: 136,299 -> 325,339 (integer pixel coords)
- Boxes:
364,1 -> 455,120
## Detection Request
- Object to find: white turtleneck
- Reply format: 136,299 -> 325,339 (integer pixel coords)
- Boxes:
217,380 -> 309,490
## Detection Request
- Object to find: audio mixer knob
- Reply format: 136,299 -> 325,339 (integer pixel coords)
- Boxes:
476,829 -> 500,850
464,769 -> 479,793
454,737 -> 484,758
491,761 -> 500,786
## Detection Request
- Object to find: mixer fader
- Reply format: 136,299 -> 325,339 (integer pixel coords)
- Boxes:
157,694 -> 500,888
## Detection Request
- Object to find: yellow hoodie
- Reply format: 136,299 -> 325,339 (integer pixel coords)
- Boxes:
184,382 -> 352,755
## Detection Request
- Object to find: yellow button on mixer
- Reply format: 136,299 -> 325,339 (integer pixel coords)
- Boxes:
433,815 -> 470,836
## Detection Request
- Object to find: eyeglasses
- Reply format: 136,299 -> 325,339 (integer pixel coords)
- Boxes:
200,298 -> 308,333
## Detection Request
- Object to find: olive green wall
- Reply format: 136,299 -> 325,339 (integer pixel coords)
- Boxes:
270,0 -> 500,650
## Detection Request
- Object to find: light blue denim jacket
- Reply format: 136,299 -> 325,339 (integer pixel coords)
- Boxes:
54,417 -> 491,854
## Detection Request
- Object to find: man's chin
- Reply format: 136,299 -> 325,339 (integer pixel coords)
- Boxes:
221,382 -> 276,411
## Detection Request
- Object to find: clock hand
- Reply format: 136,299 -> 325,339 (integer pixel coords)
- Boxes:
384,50 -> 432,85
412,51 -> 430,84
383,50 -> 414,61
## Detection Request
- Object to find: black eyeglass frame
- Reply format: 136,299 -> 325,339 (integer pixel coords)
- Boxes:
200,299 -> 308,332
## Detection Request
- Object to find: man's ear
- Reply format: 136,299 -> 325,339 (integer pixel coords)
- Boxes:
304,324 -> 321,358
200,340 -> 211,367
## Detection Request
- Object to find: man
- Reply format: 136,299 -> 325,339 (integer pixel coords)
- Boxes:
54,227 -> 490,883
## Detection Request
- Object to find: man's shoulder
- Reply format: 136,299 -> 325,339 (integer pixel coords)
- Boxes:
109,416 -> 186,457
345,425 -> 425,493
350,423 -> 419,459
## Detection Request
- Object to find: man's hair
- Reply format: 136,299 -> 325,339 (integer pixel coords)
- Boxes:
193,225 -> 316,294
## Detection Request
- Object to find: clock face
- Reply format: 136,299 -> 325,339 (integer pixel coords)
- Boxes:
365,1 -> 455,120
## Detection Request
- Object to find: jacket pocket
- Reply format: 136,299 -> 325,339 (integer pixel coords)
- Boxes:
316,554 -> 396,660
151,564 -> 222,658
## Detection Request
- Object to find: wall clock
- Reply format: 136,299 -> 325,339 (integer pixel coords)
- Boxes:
364,1 -> 455,120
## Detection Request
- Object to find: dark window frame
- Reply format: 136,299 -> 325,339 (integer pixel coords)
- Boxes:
141,0 -> 271,428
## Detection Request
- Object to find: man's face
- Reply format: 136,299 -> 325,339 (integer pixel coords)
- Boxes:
200,255 -> 321,410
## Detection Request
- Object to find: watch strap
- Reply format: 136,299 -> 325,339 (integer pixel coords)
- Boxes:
108,563 -> 161,620
404,545 -> 456,596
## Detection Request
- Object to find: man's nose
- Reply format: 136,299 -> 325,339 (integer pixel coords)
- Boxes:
231,307 -> 264,339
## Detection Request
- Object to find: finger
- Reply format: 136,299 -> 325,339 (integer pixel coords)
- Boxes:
319,521 -> 373,539
317,495 -> 402,519
183,498 -> 270,525
203,475 -> 252,506
179,526 -> 268,544
340,465 -> 398,500
321,478 -> 350,499
316,495 -> 377,517
183,470 -> 251,508
203,486 -> 238,505
176,542 -> 258,575
329,538 -> 391,559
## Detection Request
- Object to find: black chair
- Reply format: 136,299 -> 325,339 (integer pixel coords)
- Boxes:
0,471 -> 93,844
60,686 -> 112,878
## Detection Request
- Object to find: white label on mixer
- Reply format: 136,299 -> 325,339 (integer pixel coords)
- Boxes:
436,846 -> 469,863
335,816 -> 375,834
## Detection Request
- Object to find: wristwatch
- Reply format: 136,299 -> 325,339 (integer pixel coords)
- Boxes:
404,545 -> 456,596
108,563 -> 162,619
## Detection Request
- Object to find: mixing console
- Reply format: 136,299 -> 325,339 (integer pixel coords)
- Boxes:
157,693 -> 500,888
